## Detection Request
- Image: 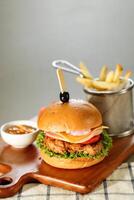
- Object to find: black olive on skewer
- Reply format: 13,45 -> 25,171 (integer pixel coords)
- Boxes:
60,91 -> 70,103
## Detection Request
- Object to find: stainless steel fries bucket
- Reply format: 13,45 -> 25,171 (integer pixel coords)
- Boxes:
84,79 -> 134,137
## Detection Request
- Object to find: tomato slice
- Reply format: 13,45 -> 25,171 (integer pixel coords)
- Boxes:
81,134 -> 101,144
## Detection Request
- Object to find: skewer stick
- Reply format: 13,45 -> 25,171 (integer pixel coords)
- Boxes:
56,68 -> 70,103
57,69 -> 66,93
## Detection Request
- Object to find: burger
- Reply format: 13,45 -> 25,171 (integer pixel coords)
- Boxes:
36,99 -> 112,169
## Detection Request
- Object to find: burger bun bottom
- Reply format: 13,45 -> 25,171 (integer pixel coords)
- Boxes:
40,150 -> 105,169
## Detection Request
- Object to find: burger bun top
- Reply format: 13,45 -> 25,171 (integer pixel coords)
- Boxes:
38,99 -> 102,133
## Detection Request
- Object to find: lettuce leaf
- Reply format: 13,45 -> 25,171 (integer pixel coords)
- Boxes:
36,130 -> 112,159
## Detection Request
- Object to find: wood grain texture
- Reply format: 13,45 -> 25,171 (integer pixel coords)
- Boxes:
0,134 -> 134,198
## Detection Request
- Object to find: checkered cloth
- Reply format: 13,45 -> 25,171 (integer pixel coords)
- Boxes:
3,162 -> 134,200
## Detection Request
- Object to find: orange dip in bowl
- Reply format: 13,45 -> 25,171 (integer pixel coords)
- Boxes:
5,125 -> 36,135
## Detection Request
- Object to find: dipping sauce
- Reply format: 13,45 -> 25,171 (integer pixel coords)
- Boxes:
5,125 -> 36,135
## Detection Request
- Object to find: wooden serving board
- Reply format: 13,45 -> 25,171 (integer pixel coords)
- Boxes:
0,134 -> 134,198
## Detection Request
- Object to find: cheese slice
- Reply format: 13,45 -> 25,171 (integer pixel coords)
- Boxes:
57,126 -> 103,143
46,132 -> 63,140
46,126 -> 108,143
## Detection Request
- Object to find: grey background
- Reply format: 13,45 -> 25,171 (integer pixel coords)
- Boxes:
0,0 -> 134,140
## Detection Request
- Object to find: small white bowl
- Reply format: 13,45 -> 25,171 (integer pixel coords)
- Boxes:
0,120 -> 38,148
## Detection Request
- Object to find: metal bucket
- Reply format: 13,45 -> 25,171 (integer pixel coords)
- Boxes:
84,79 -> 134,137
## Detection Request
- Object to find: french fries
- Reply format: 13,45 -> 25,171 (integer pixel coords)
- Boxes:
124,70 -> 132,80
76,62 -> 132,91
92,80 -> 118,90
76,76 -> 93,88
79,62 -> 93,79
105,71 -> 114,83
99,65 -> 108,81
113,64 -> 123,82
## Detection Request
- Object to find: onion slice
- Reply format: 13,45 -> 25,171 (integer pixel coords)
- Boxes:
69,130 -> 91,136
